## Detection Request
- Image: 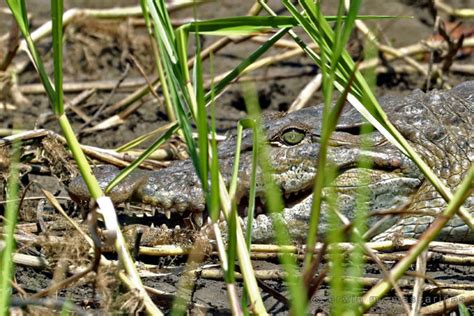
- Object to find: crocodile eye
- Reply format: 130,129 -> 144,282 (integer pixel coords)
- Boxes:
280,128 -> 306,145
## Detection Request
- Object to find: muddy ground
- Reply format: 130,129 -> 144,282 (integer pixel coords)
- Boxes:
0,0 -> 473,314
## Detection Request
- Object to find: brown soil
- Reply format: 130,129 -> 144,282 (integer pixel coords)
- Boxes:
0,0 -> 473,314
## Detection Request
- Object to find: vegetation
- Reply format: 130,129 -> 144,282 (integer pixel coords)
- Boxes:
1,0 -> 472,314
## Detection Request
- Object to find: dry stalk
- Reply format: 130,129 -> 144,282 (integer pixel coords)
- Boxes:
0,243 -> 48,268
132,239 -> 474,265
0,128 -> 170,171
360,37 -> 474,76
360,241 -> 412,315
18,78 -> 146,94
410,250 -> 428,315
288,73 -> 322,112
434,0 -> 474,18
199,268 -> 474,291
420,290 -> 474,315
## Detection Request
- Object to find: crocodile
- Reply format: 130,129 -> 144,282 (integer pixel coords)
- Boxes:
68,81 -> 474,243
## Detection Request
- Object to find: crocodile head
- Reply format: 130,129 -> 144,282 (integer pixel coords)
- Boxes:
68,99 -> 423,241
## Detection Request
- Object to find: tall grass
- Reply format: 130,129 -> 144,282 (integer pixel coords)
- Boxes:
6,0 -> 162,314
167,1 -> 472,313
140,1 -> 379,313
5,0 -> 471,314
241,82 -> 308,314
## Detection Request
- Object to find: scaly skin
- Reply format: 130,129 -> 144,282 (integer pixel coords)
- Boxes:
68,82 -> 473,243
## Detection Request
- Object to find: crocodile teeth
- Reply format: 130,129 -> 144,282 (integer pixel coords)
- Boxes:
164,210 -> 171,219
192,212 -> 203,227
176,204 -> 187,213
175,225 -> 181,230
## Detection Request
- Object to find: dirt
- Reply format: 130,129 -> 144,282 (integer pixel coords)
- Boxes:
0,0 -> 473,314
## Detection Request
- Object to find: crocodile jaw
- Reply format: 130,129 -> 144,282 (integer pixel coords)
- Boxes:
247,168 -> 422,243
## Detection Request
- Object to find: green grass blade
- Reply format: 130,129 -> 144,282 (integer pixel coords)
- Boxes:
106,123 -> 179,192
206,27 -> 289,102
458,304 -> 470,316
179,15 -> 403,36
140,0 -> 176,122
208,52 -> 220,222
178,15 -> 297,35
345,36 -> 378,312
147,0 -> 177,64
245,122 -> 258,249
335,0 -> 361,66
6,0 -> 56,105
228,123 -> 244,199
226,205 -> 237,284
230,118 -> 259,248
325,166 -> 344,316
0,144 -> 20,314
51,0 -> 64,114
193,23 -> 209,198
59,300 -> 72,316
242,82 -> 307,315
